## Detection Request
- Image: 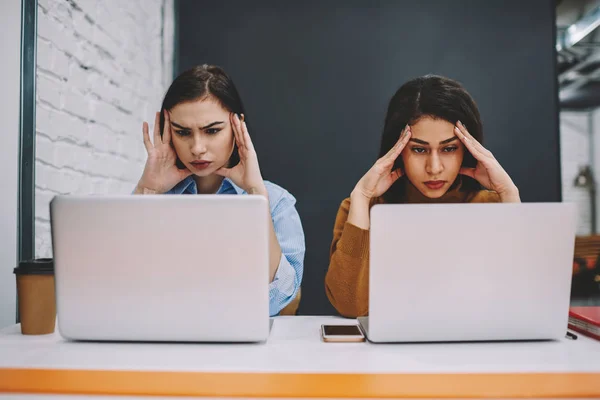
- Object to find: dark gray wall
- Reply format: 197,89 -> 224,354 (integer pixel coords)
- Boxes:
177,0 -> 560,315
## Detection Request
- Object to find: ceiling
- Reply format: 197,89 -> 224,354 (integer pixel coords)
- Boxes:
557,0 -> 600,110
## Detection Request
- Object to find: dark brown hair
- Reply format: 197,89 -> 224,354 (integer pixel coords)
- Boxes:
159,64 -> 246,168
379,75 -> 483,202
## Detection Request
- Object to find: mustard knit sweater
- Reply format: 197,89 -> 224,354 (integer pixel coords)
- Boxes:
325,178 -> 501,317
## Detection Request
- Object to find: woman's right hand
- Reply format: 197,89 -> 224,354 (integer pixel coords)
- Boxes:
136,111 -> 192,194
351,125 -> 412,201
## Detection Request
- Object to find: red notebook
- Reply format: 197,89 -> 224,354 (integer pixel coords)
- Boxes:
568,307 -> 600,340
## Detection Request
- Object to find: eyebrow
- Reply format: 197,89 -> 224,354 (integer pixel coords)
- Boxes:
409,137 -> 458,145
170,121 -> 225,130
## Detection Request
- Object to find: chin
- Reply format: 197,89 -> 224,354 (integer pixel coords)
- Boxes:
418,186 -> 449,199
191,170 -> 213,177
188,162 -> 225,178
424,192 -> 445,199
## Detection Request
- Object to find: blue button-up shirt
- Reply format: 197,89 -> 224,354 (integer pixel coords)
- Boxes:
166,176 -> 305,316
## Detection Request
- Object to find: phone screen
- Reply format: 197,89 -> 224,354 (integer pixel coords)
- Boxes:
323,325 -> 362,336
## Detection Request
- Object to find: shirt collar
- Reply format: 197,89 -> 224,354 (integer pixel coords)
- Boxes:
218,178 -> 245,195
177,176 -> 245,195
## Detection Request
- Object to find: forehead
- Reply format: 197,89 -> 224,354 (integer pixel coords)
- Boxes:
169,97 -> 229,126
410,116 -> 456,143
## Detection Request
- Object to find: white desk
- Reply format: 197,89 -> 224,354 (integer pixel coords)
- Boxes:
1,316 -> 600,398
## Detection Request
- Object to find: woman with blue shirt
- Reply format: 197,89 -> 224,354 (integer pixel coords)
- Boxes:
133,64 -> 305,316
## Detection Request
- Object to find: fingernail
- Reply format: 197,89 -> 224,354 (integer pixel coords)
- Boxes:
457,120 -> 462,127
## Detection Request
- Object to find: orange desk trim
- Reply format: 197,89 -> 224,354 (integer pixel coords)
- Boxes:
1,369 -> 600,398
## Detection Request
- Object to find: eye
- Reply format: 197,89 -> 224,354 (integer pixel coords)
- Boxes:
411,147 -> 427,154
206,128 -> 222,135
174,130 -> 190,137
442,146 -> 458,153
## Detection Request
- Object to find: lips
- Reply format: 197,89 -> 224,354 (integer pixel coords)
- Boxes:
424,180 -> 446,190
190,160 -> 212,170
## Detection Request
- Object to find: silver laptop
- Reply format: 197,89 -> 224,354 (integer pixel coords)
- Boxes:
50,194 -> 270,342
358,202 -> 576,343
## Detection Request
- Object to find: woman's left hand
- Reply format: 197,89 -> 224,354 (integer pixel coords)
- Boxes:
215,113 -> 268,196
455,121 -> 520,203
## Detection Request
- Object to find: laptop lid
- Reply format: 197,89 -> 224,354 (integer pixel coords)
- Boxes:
50,194 -> 270,342
368,202 -> 576,342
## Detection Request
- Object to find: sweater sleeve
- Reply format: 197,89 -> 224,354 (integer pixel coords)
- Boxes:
469,189 -> 501,203
324,198 -> 371,317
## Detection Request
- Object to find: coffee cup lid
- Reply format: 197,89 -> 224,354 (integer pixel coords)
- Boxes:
13,258 -> 54,275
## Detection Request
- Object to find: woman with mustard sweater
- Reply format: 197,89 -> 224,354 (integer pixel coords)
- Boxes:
325,75 -> 521,318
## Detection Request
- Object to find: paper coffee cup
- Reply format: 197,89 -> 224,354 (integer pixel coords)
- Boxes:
13,258 -> 56,335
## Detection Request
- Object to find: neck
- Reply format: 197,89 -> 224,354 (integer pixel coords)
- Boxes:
193,174 -> 225,194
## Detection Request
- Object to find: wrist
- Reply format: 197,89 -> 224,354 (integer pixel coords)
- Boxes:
135,183 -> 158,195
499,185 -> 520,203
348,191 -> 372,230
247,184 -> 268,198
351,188 -> 372,204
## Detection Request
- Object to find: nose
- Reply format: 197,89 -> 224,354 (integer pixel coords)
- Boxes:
190,134 -> 207,156
426,153 -> 444,176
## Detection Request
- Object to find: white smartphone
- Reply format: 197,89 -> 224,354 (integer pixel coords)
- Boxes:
321,324 -> 366,342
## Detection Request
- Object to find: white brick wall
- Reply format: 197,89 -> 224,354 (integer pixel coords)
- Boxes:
35,0 -> 174,257
560,111 -> 594,235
